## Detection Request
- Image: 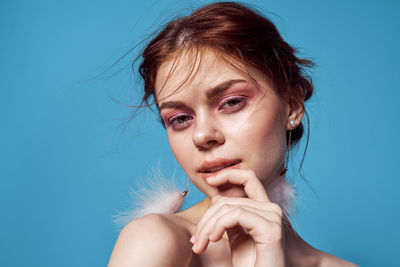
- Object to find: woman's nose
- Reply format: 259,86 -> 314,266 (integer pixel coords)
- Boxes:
192,117 -> 225,150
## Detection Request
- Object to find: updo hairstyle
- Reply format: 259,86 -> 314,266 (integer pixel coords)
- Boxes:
138,1 -> 314,146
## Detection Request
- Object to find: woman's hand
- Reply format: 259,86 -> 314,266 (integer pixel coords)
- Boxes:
190,169 -> 285,267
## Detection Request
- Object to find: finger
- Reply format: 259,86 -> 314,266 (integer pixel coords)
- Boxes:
192,206 -> 232,254
212,196 -> 283,218
193,205 -> 281,253
211,208 -> 282,244
206,169 -> 270,202
202,204 -> 280,239
194,197 -> 283,241
194,207 -> 282,253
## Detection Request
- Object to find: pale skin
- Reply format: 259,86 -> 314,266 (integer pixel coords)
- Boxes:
108,50 -> 358,267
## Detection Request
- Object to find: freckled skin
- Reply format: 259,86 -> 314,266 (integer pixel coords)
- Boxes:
156,51 -> 292,197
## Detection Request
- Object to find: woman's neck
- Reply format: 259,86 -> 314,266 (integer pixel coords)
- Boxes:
284,221 -> 323,267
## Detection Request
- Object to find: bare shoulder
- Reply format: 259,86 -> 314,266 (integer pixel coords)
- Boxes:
318,252 -> 358,267
108,213 -> 192,267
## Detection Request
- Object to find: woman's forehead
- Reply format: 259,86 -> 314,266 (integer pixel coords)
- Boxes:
154,49 -> 265,102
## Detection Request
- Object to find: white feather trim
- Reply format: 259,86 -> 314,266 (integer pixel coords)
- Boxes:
266,177 -> 296,218
113,170 -> 296,228
113,169 -> 185,229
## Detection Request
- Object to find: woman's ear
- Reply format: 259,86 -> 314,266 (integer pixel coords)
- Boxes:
286,100 -> 305,130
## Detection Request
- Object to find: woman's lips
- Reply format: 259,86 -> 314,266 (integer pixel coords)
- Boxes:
201,163 -> 240,179
198,158 -> 241,179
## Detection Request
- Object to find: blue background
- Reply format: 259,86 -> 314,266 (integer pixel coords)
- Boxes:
1,0 -> 399,266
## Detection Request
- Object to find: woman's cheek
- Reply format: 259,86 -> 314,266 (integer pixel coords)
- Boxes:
168,132 -> 193,169
221,108 -> 254,136
168,135 -> 182,158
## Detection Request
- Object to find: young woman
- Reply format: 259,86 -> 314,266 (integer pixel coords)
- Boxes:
108,2 -> 357,266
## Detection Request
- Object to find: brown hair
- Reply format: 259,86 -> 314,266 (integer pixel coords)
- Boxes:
138,1 -> 314,146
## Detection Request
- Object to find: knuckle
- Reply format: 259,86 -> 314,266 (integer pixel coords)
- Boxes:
269,203 -> 283,217
220,203 -> 233,212
233,207 -> 245,217
214,196 -> 227,207
218,196 -> 227,203
245,169 -> 256,179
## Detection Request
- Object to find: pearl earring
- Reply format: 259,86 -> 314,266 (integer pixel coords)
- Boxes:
289,120 -> 297,128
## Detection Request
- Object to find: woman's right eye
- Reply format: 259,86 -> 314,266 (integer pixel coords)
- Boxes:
167,114 -> 193,130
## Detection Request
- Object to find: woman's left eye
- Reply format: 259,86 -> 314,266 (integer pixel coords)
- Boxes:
218,96 -> 246,112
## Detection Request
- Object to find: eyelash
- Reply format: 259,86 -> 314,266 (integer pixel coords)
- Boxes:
217,96 -> 247,112
166,114 -> 193,130
165,96 -> 247,130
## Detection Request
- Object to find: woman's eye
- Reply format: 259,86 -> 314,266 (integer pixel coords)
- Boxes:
225,98 -> 242,107
174,115 -> 190,124
218,97 -> 246,112
167,114 -> 193,130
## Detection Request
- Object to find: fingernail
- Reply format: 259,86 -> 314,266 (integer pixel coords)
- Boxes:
192,242 -> 198,252
189,235 -> 195,243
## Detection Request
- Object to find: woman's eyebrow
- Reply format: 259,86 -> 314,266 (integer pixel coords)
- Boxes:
159,101 -> 189,111
159,79 -> 247,111
205,79 -> 247,100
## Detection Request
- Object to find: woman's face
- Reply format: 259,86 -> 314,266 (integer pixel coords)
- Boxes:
155,50 -> 296,198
